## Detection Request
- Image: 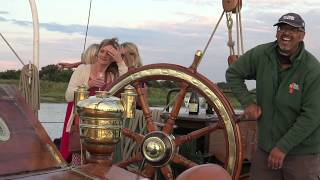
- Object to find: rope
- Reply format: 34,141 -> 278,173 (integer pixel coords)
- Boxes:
225,3 -> 245,57
19,63 -> 40,117
238,5 -> 244,54
83,0 -> 93,52
226,12 -> 235,56
202,10 -> 225,58
122,110 -> 146,161
0,32 -> 25,66
121,109 -> 164,166
235,7 -> 240,56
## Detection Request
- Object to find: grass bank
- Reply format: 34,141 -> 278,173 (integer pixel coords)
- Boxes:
0,79 -> 170,105
0,79 -> 242,108
0,79 -> 67,103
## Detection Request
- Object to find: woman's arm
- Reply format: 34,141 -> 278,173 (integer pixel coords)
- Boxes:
57,61 -> 83,70
65,65 -> 89,102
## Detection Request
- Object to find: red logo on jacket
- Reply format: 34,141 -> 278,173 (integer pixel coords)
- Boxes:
289,83 -> 300,94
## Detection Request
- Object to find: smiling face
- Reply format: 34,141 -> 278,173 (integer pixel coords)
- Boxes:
276,24 -> 305,55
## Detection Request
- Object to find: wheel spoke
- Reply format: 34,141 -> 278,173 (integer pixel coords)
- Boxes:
121,128 -> 145,144
141,164 -> 156,178
133,81 -> 157,132
172,153 -> 198,168
162,83 -> 189,134
116,153 -> 143,168
174,123 -> 221,146
160,164 -> 174,180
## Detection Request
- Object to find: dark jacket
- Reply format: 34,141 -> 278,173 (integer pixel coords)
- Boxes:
226,41 -> 320,155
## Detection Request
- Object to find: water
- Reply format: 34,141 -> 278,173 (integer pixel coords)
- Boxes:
39,103 -> 67,140
38,103 -> 243,141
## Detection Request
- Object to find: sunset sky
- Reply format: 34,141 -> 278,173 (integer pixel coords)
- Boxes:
0,0 -> 319,83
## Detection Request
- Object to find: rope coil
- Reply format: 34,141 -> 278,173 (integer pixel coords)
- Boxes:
19,64 -> 40,117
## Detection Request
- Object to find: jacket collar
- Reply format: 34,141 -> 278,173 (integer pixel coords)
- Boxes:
266,41 -> 305,66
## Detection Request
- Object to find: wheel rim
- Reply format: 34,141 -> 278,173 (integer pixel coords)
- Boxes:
107,63 -> 242,179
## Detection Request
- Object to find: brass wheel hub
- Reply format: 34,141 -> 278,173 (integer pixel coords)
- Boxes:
142,131 -> 174,167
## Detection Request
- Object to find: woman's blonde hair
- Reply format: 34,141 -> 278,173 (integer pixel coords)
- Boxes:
121,42 -> 142,68
81,43 -> 99,64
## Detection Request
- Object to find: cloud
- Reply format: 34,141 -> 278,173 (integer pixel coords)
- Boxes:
0,60 -> 21,71
1,3 -> 320,84
153,0 -> 216,6
0,11 -> 9,15
0,16 -> 32,27
247,0 -> 320,7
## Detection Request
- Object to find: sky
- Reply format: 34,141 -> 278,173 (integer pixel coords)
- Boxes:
0,0 -> 320,85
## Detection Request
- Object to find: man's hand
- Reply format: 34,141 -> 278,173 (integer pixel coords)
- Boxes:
268,147 -> 286,170
243,103 -> 262,120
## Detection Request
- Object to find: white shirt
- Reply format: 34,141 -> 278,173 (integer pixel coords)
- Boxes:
65,61 -> 128,102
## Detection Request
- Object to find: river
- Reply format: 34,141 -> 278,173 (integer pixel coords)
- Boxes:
39,102 -> 241,141
38,103 -> 183,140
39,103 -> 67,140
38,103 -> 167,140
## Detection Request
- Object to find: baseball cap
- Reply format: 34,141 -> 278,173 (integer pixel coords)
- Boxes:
273,13 -> 305,31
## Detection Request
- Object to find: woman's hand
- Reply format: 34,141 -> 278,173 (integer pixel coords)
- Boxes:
107,46 -> 123,64
88,78 -> 105,88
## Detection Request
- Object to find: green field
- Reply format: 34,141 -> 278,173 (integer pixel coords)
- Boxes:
0,79 -> 68,103
0,79 -> 242,108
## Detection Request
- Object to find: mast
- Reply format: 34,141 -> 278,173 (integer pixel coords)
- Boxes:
28,0 -> 39,70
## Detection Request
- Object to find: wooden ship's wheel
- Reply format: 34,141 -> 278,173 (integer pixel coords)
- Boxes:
106,62 -> 243,180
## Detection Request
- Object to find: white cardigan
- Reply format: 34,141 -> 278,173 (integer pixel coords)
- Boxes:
65,62 -> 128,102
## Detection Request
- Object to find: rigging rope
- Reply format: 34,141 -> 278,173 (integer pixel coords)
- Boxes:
201,10 -> 225,59
225,3 -> 244,58
235,7 -> 240,56
238,5 -> 244,54
0,33 -> 25,66
226,12 -> 235,56
83,0 -> 93,53
19,63 -> 40,117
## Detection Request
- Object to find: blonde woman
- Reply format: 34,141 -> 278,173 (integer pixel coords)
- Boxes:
57,43 -> 99,69
60,38 -> 128,163
120,42 -> 143,68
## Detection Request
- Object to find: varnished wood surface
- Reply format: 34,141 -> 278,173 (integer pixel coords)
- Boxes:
0,85 -> 66,176
0,85 -> 149,180
6,163 -> 111,179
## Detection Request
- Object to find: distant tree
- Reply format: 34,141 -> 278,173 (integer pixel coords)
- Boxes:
147,80 -> 178,89
0,70 -> 21,79
161,80 -> 178,89
39,64 -> 73,82
146,80 -> 160,88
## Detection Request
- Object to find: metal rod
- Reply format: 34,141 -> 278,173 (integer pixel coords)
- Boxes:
28,0 -> 40,70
